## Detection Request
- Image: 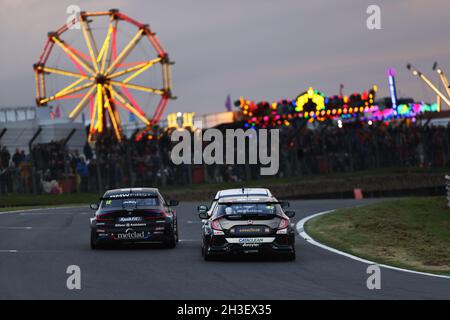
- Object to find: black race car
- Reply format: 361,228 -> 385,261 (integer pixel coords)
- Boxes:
198,194 -> 296,261
90,188 -> 179,249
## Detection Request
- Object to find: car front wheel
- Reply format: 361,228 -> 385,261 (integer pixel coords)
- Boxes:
202,244 -> 214,261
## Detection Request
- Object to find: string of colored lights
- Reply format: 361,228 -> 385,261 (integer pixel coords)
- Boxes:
235,86 -> 438,128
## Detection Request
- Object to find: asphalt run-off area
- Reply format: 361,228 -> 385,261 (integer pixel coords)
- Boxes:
0,199 -> 449,299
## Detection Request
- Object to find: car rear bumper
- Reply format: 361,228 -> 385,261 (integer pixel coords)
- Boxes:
205,235 -> 295,256
92,224 -> 174,243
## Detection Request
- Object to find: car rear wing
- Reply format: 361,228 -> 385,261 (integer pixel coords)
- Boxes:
217,201 -> 290,208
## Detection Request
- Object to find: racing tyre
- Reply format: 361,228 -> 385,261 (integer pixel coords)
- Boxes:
284,249 -> 296,261
165,232 -> 177,249
90,229 -> 100,249
203,244 -> 214,261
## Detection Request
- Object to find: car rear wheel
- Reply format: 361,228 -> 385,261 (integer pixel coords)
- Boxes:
90,229 -> 100,249
284,248 -> 296,261
165,232 -> 177,249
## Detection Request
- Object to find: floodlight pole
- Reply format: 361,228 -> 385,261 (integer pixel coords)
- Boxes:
407,63 -> 450,111
432,62 -> 450,110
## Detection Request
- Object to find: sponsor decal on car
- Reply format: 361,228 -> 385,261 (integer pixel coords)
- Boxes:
114,223 -> 147,228
237,227 -> 263,233
242,243 -> 260,248
117,216 -> 143,223
113,231 -> 149,240
225,237 -> 275,244
239,238 -> 264,244
106,193 -> 155,198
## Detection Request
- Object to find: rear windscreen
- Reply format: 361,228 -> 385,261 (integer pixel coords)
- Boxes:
215,203 -> 280,218
100,197 -> 159,209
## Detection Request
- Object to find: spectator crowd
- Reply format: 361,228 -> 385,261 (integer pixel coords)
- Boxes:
0,120 -> 449,195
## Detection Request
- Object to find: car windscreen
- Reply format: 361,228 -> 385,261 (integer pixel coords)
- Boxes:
214,202 -> 281,219
100,197 -> 159,210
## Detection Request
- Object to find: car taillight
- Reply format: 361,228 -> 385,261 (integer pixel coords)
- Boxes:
278,218 -> 289,229
96,215 -> 113,222
144,212 -> 166,220
211,218 -> 223,230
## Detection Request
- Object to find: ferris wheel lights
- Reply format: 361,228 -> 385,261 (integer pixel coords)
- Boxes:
68,85 -> 96,119
47,32 -> 58,41
35,98 -> 43,106
81,21 -> 100,74
141,24 -> 151,31
105,28 -> 145,75
35,10 -> 173,141
33,63 -> 42,71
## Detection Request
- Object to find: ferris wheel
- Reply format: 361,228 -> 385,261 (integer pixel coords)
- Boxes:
33,9 -> 174,142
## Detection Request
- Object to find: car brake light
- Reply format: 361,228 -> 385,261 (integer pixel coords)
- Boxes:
211,218 -> 223,230
96,215 -> 113,222
144,210 -> 168,220
278,218 -> 289,229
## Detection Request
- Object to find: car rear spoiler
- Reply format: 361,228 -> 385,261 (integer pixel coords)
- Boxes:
218,201 -> 290,208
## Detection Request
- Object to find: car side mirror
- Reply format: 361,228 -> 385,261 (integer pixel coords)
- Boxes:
285,210 -> 295,218
197,205 -> 208,219
198,212 -> 209,220
280,201 -> 290,209
90,203 -> 99,210
168,200 -> 179,206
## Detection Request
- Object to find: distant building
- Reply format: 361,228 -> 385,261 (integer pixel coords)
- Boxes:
0,106 -> 86,153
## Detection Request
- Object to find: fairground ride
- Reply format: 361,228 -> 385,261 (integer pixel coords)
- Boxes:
34,9 -> 175,142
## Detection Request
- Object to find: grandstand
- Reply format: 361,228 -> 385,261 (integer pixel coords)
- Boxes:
0,106 -> 86,153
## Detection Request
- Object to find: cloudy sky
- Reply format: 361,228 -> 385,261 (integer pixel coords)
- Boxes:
1,0 -> 450,119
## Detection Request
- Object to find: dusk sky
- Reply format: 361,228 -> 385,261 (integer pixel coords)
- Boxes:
1,0 -> 450,119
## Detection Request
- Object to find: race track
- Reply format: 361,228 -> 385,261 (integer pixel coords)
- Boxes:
0,199 -> 448,299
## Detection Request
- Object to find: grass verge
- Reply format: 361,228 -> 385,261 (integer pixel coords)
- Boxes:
305,197 -> 450,275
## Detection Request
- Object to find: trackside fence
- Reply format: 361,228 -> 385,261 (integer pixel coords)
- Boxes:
445,175 -> 450,208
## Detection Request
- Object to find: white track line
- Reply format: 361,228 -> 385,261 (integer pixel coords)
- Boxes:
0,226 -> 32,230
0,205 -> 85,215
0,250 -> 63,253
296,210 -> 450,280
